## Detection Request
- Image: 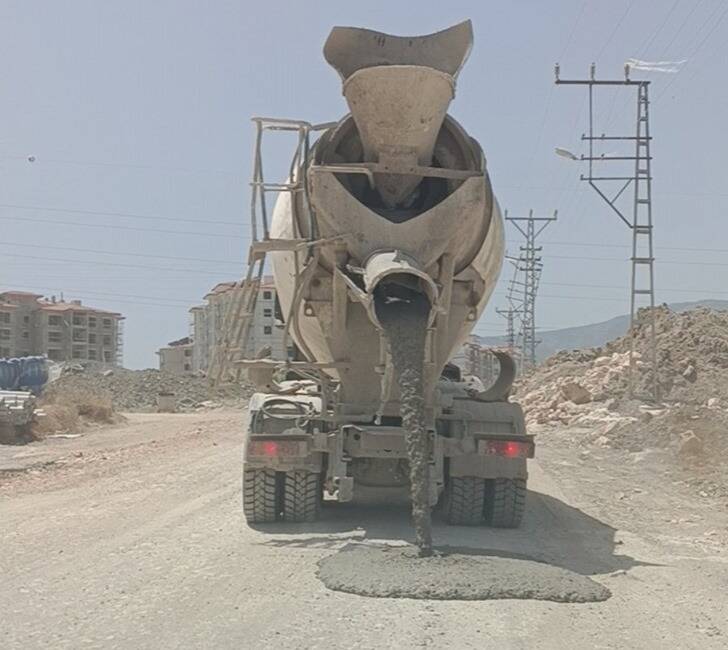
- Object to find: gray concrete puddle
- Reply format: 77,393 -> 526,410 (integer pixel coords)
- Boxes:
317,544 -> 612,602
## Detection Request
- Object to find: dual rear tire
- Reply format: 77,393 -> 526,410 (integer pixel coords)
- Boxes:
443,476 -> 526,528
243,469 -> 526,528
243,469 -> 321,523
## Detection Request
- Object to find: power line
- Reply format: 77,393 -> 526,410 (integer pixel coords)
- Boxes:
0,202 -> 244,227
511,239 -> 728,255
548,253 -> 728,268
660,0 -> 707,54
2,252 -> 233,276
655,1 -> 728,102
0,214 -> 246,239
603,0 -> 711,129
0,153 -> 240,178
594,0 -> 637,60
0,283 -> 199,305
635,0 -> 682,60
0,240 -> 242,266
539,280 -> 728,296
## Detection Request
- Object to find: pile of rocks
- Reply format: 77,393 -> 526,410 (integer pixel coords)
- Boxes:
47,364 -> 254,412
516,306 -> 728,454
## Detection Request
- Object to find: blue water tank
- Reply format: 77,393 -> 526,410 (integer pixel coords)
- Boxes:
19,356 -> 48,389
0,358 -> 21,390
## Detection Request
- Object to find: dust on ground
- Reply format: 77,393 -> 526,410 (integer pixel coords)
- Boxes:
378,290 -> 433,557
2,409 -> 727,648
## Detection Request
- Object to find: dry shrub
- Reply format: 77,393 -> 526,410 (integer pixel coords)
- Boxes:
32,404 -> 80,436
33,384 -> 118,436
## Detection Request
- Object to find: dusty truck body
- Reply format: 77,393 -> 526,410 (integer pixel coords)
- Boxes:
227,21 -> 533,527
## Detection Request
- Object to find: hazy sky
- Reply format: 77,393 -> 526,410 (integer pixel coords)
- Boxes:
2,0 -> 727,368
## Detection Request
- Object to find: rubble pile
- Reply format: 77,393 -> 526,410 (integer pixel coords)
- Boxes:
516,306 -> 728,453
46,364 -> 254,412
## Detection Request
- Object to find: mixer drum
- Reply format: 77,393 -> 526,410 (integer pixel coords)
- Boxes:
269,22 -> 505,412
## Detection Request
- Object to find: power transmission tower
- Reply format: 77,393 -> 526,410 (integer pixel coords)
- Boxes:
555,63 -> 658,401
505,210 -> 557,370
497,257 -> 524,370
496,307 -> 517,350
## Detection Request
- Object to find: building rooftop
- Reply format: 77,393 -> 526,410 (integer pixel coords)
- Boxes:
203,275 -> 277,299
204,281 -> 237,299
0,290 -> 43,299
0,290 -> 123,317
37,300 -> 123,317
167,336 -> 192,347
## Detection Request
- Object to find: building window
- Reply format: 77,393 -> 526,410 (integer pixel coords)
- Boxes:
72,315 -> 85,326
103,318 -> 112,328
0,346 -> 11,357
103,335 -> 112,346
262,290 -> 272,300
23,315 -> 29,324
22,331 -> 29,339
103,351 -> 113,362
72,349 -> 84,359
48,315 -> 62,326
47,349 -> 62,360
48,331 -> 62,343
88,349 -> 97,360
263,308 -> 272,317
88,317 -> 97,328
184,349 -> 192,357
0,312 -> 11,324
184,363 -> 191,371
263,326 -> 272,335
0,329 -> 10,340
89,333 -> 96,344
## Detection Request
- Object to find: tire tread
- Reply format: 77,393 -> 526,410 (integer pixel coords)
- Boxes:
243,468 -> 279,523
486,478 -> 526,528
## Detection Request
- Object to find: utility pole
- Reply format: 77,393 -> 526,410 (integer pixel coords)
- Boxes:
505,210 -> 557,370
497,257 -> 525,372
555,63 -> 658,401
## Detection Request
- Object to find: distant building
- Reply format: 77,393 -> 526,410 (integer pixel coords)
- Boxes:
158,276 -> 288,374
0,291 -> 124,364
157,336 -> 194,374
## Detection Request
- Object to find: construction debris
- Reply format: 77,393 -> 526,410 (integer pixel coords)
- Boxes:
0,390 -> 43,444
0,390 -> 38,427
47,363 -> 253,412
516,306 -> 728,455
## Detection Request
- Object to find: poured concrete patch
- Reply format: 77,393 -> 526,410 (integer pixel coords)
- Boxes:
317,545 -> 611,602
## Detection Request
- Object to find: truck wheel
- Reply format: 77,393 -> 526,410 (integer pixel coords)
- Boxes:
283,471 -> 321,523
485,478 -> 526,528
243,468 -> 280,523
444,476 -> 486,526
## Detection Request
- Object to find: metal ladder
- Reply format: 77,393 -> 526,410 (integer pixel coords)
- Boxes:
629,82 -> 658,399
208,119 -> 310,384
209,118 -> 334,385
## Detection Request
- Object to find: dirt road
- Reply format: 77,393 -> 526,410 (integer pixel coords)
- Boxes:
2,410 -> 727,649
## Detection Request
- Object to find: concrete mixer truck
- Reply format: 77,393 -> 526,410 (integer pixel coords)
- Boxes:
218,20 -> 533,529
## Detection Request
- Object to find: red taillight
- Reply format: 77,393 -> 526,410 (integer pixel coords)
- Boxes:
481,440 -> 534,458
247,439 -> 304,458
262,441 -> 279,457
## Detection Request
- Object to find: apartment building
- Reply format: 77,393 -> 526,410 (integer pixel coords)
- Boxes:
0,291 -> 124,364
157,277 -> 288,375
157,336 -> 194,374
